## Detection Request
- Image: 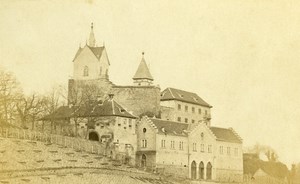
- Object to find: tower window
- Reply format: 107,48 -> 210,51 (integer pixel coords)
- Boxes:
83,66 -> 89,76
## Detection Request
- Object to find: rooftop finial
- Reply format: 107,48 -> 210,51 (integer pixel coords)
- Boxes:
89,22 -> 96,47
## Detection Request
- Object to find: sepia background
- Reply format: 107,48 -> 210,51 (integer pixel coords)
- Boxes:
0,0 -> 299,167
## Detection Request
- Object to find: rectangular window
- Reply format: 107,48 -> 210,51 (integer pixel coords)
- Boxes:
184,118 -> 188,123
123,118 -> 127,125
201,144 -> 205,152
128,119 -> 132,128
141,139 -> 147,148
192,119 -> 195,124
179,141 -> 184,150
234,148 -> 238,156
193,143 -> 197,152
208,145 -> 212,153
198,108 -> 201,114
192,107 -> 195,113
170,141 -> 175,149
161,139 -> 166,148
185,106 -> 188,112
178,104 -> 181,110
227,147 -> 231,155
177,117 -> 181,122
220,146 -> 223,154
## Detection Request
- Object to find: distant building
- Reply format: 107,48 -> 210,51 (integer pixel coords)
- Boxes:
160,88 -> 212,126
41,23 -> 244,182
136,117 -> 243,182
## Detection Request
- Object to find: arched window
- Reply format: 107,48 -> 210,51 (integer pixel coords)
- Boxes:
206,162 -> 212,180
199,162 -> 204,179
83,66 -> 89,76
191,161 -> 197,179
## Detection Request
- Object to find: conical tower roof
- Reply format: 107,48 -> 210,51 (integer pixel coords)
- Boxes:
133,53 -> 153,81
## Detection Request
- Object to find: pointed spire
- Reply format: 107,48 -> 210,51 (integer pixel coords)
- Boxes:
133,52 -> 154,81
88,22 -> 96,47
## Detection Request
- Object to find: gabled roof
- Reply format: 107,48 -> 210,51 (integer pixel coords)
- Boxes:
149,118 -> 188,137
40,99 -> 136,120
72,45 -> 105,62
133,57 -> 153,81
210,127 -> 242,143
161,88 -> 211,107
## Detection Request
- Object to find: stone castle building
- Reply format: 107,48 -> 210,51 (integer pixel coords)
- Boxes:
43,23 -> 243,182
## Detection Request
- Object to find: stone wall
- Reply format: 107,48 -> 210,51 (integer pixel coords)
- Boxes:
111,85 -> 161,117
68,78 -> 114,104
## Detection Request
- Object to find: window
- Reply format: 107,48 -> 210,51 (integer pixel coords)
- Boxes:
179,141 -> 184,150
161,139 -> 166,148
220,146 -> 223,154
178,104 -> 181,110
192,107 -> 195,113
128,119 -> 132,128
123,118 -> 127,125
227,147 -> 231,155
205,110 -> 208,115
143,128 -> 147,133
184,118 -> 188,123
141,140 -> 147,148
198,108 -> 201,114
192,119 -> 195,124
170,141 -> 175,149
83,66 -> 89,76
185,105 -> 188,112
234,148 -> 238,156
193,143 -> 197,152
208,145 -> 212,153
177,117 -> 181,122
201,144 -> 205,152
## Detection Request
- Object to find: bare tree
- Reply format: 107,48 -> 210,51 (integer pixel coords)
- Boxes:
16,94 -> 46,129
0,68 -> 22,126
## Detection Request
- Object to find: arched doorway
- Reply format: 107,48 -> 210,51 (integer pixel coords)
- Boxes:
88,131 -> 99,141
199,161 -> 204,179
206,162 -> 212,180
141,154 -> 146,167
191,161 -> 197,179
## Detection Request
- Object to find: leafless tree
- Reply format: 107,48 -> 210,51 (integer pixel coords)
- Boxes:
0,68 -> 22,126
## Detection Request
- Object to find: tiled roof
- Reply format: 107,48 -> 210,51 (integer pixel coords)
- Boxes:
210,127 -> 242,143
133,57 -> 153,81
149,118 -> 188,137
41,99 -> 136,120
72,45 -> 105,62
161,88 -> 211,107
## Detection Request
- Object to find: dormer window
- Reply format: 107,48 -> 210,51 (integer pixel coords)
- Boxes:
83,66 -> 89,76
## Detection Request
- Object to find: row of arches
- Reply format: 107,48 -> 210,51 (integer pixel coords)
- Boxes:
191,161 -> 212,180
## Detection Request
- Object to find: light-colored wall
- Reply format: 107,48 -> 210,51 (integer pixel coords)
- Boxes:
136,117 -> 156,151
160,100 -> 211,125
188,123 -> 217,180
73,46 -> 109,80
155,134 -> 188,166
214,141 -> 243,182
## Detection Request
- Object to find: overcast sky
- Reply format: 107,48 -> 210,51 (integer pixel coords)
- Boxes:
0,0 -> 299,166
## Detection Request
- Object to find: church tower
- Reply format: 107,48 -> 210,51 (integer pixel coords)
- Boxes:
132,52 -> 154,86
72,23 -> 110,80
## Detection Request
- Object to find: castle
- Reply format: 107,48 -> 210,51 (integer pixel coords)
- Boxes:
42,23 -> 243,182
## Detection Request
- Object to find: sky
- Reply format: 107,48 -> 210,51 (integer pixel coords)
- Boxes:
0,0 -> 300,167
